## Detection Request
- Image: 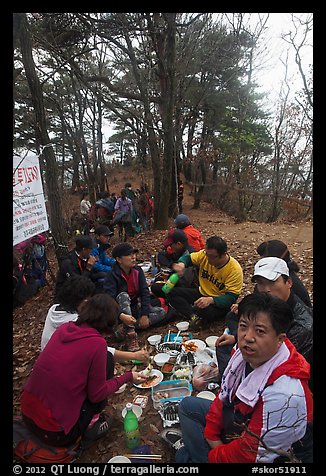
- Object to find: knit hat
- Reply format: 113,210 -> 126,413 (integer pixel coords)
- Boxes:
174,214 -> 190,228
75,235 -> 94,251
252,257 -> 289,282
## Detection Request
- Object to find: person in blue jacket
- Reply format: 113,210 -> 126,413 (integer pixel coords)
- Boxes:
90,225 -> 115,291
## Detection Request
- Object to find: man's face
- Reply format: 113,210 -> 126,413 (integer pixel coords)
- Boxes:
171,241 -> 184,253
97,234 -> 110,245
238,312 -> 286,368
204,248 -> 223,267
254,276 -> 292,302
80,248 -> 91,259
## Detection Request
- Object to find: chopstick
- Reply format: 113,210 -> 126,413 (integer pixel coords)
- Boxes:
124,454 -> 162,460
166,329 -> 171,343
174,330 -> 181,342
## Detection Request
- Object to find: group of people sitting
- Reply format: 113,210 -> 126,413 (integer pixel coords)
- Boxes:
15,213 -> 313,463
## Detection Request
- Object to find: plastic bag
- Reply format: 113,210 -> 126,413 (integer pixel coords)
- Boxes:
192,362 -> 219,391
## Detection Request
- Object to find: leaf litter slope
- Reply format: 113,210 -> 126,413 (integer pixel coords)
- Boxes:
13,173 -> 312,463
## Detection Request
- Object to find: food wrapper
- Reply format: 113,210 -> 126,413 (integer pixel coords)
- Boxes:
192,363 -> 219,391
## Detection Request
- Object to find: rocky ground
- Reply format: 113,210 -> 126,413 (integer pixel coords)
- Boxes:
13,173 -> 313,463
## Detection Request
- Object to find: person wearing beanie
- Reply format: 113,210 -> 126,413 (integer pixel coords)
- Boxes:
161,214 -> 205,252
256,239 -> 311,307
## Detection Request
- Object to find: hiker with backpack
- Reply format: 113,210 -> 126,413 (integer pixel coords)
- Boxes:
95,191 -> 115,230
20,293 -> 148,450
112,189 -> 133,242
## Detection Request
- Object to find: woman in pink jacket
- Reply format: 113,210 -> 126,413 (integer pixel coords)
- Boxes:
21,294 -> 147,447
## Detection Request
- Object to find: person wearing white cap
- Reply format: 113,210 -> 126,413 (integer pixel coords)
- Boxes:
215,256 -> 313,390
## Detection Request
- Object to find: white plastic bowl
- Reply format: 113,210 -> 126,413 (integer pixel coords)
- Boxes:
115,383 -> 127,394
205,336 -> 218,348
147,334 -> 162,346
197,391 -> 216,401
176,321 -> 190,332
154,353 -> 170,367
108,455 -> 131,463
121,403 -> 143,420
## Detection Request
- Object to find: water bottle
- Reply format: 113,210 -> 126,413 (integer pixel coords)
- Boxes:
162,273 -> 179,294
150,255 -> 158,281
124,403 -> 140,449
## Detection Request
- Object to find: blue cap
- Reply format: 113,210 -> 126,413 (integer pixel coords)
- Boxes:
174,214 -> 190,228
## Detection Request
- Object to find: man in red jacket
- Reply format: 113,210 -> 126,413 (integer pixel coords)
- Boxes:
161,293 -> 313,463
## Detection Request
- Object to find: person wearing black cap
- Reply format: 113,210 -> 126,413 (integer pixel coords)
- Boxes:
89,226 -> 115,291
157,229 -> 195,269
54,236 -> 98,302
103,243 -> 168,352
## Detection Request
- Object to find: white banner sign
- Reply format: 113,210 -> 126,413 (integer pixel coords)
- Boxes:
13,152 -> 49,246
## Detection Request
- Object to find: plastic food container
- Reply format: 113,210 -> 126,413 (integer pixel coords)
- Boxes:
171,364 -> 192,382
161,362 -> 174,377
151,379 -> 192,409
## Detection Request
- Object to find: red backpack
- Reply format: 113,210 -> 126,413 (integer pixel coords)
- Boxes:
13,417 -> 82,463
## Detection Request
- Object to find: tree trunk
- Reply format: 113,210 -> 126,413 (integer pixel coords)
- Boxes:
16,13 -> 68,259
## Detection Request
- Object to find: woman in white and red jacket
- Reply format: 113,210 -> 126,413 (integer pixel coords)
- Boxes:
164,293 -> 313,463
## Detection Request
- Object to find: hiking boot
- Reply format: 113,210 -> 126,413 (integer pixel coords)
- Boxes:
125,330 -> 140,352
83,413 -> 111,442
189,313 -> 202,330
161,428 -> 184,451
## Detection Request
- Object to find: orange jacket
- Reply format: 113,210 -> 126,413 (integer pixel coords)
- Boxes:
181,225 -> 205,251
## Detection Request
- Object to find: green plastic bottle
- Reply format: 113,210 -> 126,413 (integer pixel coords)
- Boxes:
162,273 -> 179,294
124,403 -> 140,449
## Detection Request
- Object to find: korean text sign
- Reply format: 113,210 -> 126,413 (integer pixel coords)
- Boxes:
13,153 -> 49,246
